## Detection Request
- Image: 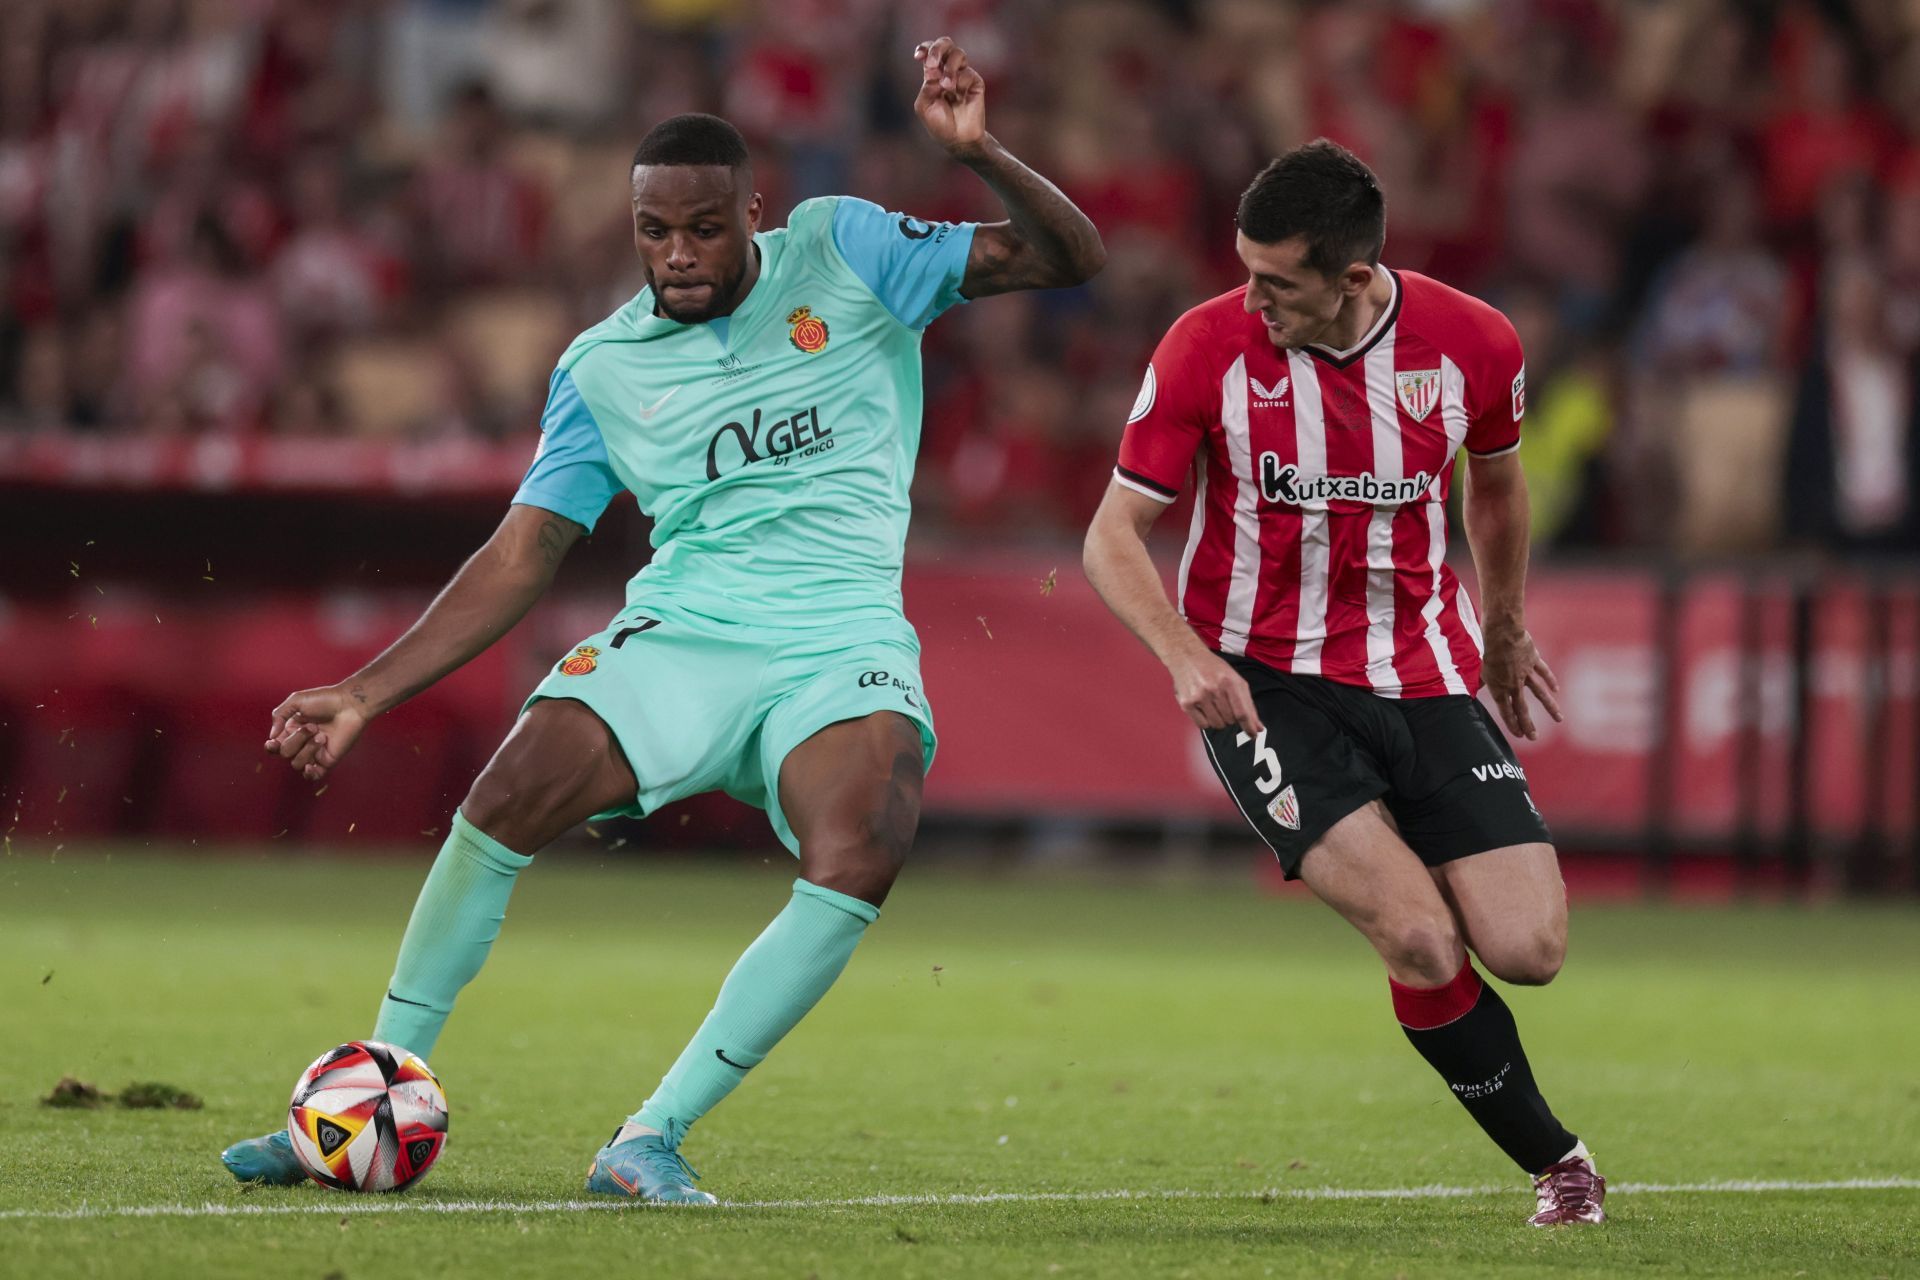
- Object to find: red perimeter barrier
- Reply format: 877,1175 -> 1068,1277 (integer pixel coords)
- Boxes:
904,558 -> 1916,847
3,555 -> 1914,849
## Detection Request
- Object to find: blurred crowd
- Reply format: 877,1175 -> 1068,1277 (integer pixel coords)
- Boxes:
4,0 -> 1920,553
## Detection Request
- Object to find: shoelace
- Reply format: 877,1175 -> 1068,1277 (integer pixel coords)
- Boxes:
635,1140 -> 703,1186
1535,1165 -> 1595,1214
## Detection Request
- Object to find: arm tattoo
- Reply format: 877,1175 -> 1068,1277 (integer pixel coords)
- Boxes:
536,518 -> 568,566
958,137 -> 1105,297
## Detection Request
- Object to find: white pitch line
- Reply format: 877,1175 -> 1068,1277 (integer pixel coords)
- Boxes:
0,1178 -> 1913,1223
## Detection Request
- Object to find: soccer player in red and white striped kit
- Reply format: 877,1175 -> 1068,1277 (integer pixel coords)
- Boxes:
1083,140 -> 1604,1226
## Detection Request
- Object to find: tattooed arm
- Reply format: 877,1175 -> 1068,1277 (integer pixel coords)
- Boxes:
265,504 -> 584,781
912,36 -> 1105,296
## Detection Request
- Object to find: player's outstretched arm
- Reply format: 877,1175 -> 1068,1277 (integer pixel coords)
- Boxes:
911,36 -> 1105,297
1083,480 -> 1263,736
1462,450 -> 1561,741
266,504 -> 584,781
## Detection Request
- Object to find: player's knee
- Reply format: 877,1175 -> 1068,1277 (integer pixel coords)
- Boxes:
801,830 -> 907,906
458,766 -> 523,841
461,702 -> 619,849
1380,915 -> 1464,986
799,797 -> 918,906
789,715 -> 923,905
1485,928 -> 1565,986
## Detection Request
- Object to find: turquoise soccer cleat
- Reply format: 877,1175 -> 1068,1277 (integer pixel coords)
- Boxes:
220,1128 -> 309,1186
584,1125 -> 718,1205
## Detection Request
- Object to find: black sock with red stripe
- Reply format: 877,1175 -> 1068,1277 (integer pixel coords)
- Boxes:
1391,959 -> 1576,1175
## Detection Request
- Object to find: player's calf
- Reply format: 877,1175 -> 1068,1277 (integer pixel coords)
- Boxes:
613,877 -> 883,1176
1392,958 -> 1583,1179
604,712 -> 920,1184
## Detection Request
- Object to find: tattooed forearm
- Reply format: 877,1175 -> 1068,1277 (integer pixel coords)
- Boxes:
957,135 -> 1105,297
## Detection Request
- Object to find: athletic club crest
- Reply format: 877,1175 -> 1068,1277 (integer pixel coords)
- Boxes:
787,305 -> 829,354
1395,369 -> 1441,422
1267,784 -> 1300,831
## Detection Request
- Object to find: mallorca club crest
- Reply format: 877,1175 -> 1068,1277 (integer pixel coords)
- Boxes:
1395,369 -> 1441,423
558,645 -> 600,676
1267,784 -> 1300,831
787,305 -> 829,354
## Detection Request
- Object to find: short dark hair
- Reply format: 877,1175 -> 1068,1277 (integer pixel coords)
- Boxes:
632,113 -> 750,171
1236,140 -> 1385,276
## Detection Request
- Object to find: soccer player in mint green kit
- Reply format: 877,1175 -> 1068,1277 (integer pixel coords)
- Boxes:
220,37 -> 1102,1202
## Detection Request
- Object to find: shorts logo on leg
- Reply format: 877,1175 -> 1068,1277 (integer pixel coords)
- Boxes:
1267,784 -> 1300,831
559,645 -> 600,676
857,669 -> 921,708
1470,760 -> 1527,783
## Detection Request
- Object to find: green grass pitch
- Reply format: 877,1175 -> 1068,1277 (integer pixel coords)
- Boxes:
3,846 -> 1917,1278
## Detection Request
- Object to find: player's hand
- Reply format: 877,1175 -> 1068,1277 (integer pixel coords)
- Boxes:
912,36 -> 985,156
1479,621 -> 1562,742
265,684 -> 372,782
1168,649 -> 1264,737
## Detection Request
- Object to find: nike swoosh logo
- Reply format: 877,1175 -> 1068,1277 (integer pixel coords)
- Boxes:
637,386 -> 682,419
385,990 -> 433,1009
714,1049 -> 751,1070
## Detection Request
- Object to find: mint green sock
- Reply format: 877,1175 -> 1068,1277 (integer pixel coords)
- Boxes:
633,879 -> 878,1139
370,811 -> 533,1061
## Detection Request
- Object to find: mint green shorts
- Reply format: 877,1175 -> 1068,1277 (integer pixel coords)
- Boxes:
524,601 -> 936,854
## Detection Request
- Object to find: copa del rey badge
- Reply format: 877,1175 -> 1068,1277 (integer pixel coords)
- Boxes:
1395,369 -> 1441,423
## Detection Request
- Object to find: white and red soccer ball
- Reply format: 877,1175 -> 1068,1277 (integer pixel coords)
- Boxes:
287,1040 -> 448,1192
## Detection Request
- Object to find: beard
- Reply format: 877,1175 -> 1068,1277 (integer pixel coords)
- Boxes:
651,253 -> 752,323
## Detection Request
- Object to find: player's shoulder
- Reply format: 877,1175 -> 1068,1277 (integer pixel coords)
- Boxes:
807,193 -> 967,260
552,292 -> 652,378
1396,269 -> 1519,359
786,194 -> 842,230
771,193 -> 879,264
770,195 -> 886,278
1158,285 -> 1257,365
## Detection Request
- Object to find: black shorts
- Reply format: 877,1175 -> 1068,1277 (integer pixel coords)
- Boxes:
1201,654 -> 1551,879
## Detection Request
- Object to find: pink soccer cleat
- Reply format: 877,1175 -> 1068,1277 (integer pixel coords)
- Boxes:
1528,1154 -> 1607,1226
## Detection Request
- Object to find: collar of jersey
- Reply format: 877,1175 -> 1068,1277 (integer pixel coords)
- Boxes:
1303,267 -> 1402,369
630,233 -> 780,342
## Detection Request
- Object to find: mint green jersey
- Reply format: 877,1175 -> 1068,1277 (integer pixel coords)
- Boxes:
513,196 -> 977,627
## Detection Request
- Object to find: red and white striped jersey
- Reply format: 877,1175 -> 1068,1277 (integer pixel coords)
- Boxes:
1114,269 -> 1525,699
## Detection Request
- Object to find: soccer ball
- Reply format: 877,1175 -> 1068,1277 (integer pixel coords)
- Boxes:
286,1040 -> 448,1192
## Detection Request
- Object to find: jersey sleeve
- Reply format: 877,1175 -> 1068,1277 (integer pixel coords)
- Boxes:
1113,317 -> 1214,503
1463,312 -> 1526,457
830,196 -> 977,330
512,367 -> 624,531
